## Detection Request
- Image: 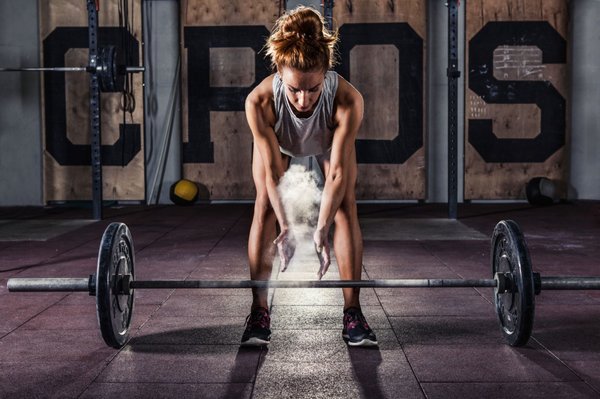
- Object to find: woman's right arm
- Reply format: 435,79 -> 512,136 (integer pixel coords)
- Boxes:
245,76 -> 290,234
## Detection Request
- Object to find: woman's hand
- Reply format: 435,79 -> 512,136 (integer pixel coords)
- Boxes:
274,229 -> 296,272
313,228 -> 331,280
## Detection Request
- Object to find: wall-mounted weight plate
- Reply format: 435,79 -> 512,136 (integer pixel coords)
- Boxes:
98,46 -> 125,93
96,222 -> 135,348
491,220 -> 535,346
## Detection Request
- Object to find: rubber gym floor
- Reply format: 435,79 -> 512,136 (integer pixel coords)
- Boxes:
0,201 -> 599,398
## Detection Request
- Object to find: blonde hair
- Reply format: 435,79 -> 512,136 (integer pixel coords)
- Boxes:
265,6 -> 338,72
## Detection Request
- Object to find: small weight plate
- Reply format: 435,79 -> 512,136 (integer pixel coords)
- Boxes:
96,222 -> 135,348
491,220 -> 535,347
98,46 -> 125,93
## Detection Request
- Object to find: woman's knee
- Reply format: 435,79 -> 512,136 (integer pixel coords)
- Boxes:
254,192 -> 275,221
334,197 -> 357,226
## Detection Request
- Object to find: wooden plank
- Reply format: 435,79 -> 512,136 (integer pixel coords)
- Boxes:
180,0 -> 279,199
333,0 -> 426,38
39,0 -> 145,202
181,0 -> 426,200
465,0 -> 569,199
183,112 -> 254,199
334,0 -> 427,199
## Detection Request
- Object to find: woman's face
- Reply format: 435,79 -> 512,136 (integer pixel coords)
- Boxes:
279,66 -> 325,116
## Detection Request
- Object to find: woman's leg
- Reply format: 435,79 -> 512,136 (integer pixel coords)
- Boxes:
318,149 -> 363,310
248,145 -> 289,309
319,151 -> 376,346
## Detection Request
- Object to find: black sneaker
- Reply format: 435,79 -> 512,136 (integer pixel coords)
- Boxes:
241,307 -> 271,346
342,307 -> 378,347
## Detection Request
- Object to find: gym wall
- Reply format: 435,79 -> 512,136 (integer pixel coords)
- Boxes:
39,0 -> 145,203
180,0 -> 427,200
465,0 -> 569,199
3,0 -> 600,206
179,0 -> 278,200
333,0 -> 427,200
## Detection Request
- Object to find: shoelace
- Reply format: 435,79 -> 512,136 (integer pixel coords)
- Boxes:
245,309 -> 270,330
344,310 -> 370,331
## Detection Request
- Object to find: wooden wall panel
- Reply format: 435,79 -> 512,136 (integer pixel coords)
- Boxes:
181,0 -> 279,199
182,0 -> 426,200
40,0 -> 144,202
334,0 -> 427,199
465,0 -> 569,199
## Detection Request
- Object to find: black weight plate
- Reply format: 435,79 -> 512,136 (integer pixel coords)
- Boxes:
491,220 -> 535,347
98,46 -> 125,93
96,222 -> 135,348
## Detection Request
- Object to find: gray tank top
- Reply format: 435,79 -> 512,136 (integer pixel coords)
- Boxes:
273,71 -> 339,157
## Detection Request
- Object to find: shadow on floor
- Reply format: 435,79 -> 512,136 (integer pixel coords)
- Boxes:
348,345 -> 384,397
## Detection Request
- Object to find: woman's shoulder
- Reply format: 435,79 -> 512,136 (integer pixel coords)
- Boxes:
246,73 -> 276,106
334,73 -> 363,109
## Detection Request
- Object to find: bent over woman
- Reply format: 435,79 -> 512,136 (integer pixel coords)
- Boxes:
242,6 -> 377,347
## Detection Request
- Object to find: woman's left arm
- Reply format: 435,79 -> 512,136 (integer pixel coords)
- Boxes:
314,76 -> 364,251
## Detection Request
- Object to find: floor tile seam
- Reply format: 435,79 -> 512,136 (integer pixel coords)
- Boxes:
248,346 -> 268,398
260,263 -> 388,397
83,381 -> 252,386
1,294 -> 71,337
122,342 -> 262,348
269,328 -> 360,331
395,341 -> 520,347
139,315 -> 247,320
536,302 -> 600,308
256,359 -> 403,364
1,234 -> 107,275
126,343 -> 256,347
121,346 -> 402,354
382,312 -> 494,317
0,360 -> 107,365
417,241 -> 487,281
270,304 -> 380,307
386,314 -> 496,319
363,267 -> 427,397
82,344 -> 146,395
417,378 -> 584,384
129,301 -> 177,343
17,327 -> 101,331
261,348 -> 408,356
401,339 -> 549,347
373,291 -> 491,297
268,327 -> 396,330
528,335 -> 600,396
176,209 -> 251,284
419,380 -> 595,385
123,207 -> 248,259
73,360 -> 118,399
128,223 -> 191,255
124,213 -> 248,349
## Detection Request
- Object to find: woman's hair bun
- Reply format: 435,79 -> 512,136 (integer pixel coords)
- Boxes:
265,6 -> 338,72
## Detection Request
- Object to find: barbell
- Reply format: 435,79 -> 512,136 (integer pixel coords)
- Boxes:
0,45 -> 143,92
7,220 -> 600,349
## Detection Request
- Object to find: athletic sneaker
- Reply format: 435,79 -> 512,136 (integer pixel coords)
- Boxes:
241,307 -> 271,346
342,307 -> 378,346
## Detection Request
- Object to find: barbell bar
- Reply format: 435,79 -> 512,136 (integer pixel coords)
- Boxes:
0,45 -> 143,93
9,276 -> 600,292
0,66 -> 144,73
6,220 -> 600,349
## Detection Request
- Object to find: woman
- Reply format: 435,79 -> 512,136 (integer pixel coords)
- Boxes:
242,6 -> 377,347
